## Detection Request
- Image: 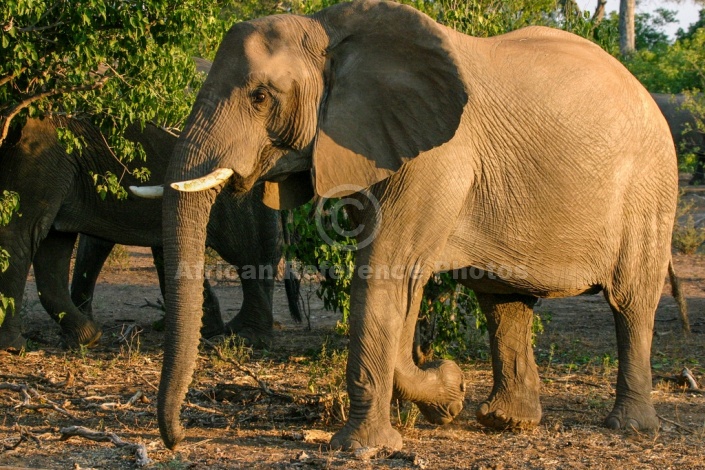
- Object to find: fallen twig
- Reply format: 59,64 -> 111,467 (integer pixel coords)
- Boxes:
113,324 -> 142,345
1,424 -> 41,452
655,367 -> 704,394
60,425 -> 152,467
0,382 -> 76,418
88,391 -> 148,411
200,338 -> 294,402
140,298 -> 164,310
658,415 -> 696,434
680,367 -> 700,390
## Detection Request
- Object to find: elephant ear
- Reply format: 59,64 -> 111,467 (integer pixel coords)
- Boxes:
312,0 -> 467,197
262,171 -> 315,210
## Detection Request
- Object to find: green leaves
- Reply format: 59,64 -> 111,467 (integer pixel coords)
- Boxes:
0,0 -> 222,150
0,190 -> 19,326
0,191 -> 20,227
90,171 -> 128,200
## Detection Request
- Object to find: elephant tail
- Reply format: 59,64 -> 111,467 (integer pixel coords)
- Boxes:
668,258 -> 690,334
280,210 -> 303,324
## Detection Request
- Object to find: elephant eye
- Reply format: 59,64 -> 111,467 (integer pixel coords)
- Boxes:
252,89 -> 268,106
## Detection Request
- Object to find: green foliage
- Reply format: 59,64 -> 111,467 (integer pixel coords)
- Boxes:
0,0 -> 224,177
428,0 -> 569,37
0,190 -> 20,228
286,201 -> 355,335
624,27 -> 705,93
673,214 -> 705,255
0,190 -> 20,327
419,273 -> 485,359
306,339 -> 348,423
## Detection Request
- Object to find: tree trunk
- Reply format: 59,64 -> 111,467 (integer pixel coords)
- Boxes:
619,0 -> 636,56
592,0 -> 607,25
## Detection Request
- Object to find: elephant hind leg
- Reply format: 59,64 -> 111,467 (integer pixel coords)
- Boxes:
34,231 -> 102,348
474,293 -> 542,430
602,280 -> 660,431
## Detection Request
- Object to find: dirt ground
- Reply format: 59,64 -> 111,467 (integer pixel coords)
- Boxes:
2,195 -> 705,469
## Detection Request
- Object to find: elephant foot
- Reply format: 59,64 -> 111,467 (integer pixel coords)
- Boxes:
604,398 -> 659,431
330,421 -> 403,451
225,317 -> 272,349
476,386 -> 541,430
0,328 -> 26,350
61,320 -> 102,349
227,326 -> 272,349
200,320 -> 225,339
412,360 -> 466,425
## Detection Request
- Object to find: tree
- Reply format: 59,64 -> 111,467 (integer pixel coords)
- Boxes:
619,0 -> 636,55
0,0 -> 234,326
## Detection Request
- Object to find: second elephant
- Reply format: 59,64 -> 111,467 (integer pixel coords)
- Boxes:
652,93 -> 705,184
0,116 -> 298,349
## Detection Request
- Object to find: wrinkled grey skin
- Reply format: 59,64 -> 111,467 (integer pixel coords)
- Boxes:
0,117 -> 289,349
155,0 -> 678,451
651,93 -> 705,184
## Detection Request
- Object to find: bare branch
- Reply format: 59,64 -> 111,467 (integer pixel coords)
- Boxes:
16,21 -> 64,32
0,77 -> 109,146
60,426 -> 152,467
0,382 -> 76,418
0,67 -> 28,87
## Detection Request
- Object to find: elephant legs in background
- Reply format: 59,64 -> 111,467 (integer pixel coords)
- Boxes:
0,247 -> 32,350
201,279 -> 224,338
34,230 -> 102,348
474,293 -> 542,430
150,245 -> 224,338
224,276 -> 274,347
71,235 -> 115,317
73,240 -> 224,340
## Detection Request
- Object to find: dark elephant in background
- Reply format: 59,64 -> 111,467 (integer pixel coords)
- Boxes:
0,116 -> 299,349
652,93 -> 705,184
145,0 -> 680,450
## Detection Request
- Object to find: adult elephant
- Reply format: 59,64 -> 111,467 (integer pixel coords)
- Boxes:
149,0 -> 679,451
0,117 -> 298,349
652,93 -> 705,184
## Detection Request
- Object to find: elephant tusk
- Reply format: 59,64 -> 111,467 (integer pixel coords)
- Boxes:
129,185 -> 164,199
170,168 -> 234,192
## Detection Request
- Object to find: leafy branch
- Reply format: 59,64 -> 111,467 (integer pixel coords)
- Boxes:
0,77 -> 109,146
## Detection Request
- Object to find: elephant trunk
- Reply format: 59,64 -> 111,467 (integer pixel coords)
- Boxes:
157,184 -> 217,449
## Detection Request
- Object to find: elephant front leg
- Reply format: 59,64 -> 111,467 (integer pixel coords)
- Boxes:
34,231 -> 102,348
70,235 -> 115,318
330,276 -> 406,451
393,278 -> 466,425
475,293 -> 542,430
0,247 -> 32,350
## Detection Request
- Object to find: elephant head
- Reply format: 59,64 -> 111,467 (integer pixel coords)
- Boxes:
157,0 -> 467,448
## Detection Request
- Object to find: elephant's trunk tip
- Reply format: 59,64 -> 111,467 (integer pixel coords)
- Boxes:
159,423 -> 185,450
